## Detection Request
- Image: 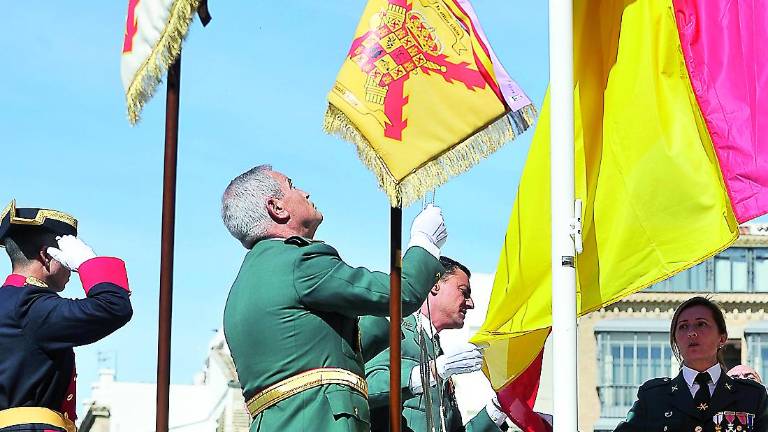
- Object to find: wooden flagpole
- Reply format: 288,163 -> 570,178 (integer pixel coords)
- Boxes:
155,53 -> 181,432
389,206 -> 403,432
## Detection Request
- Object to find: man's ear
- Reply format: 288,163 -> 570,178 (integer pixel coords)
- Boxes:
38,248 -> 51,271
266,197 -> 289,223
430,283 -> 440,295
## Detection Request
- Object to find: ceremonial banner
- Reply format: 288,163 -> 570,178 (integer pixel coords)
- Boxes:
121,0 -> 201,124
473,0 -> 768,429
325,0 -> 536,207
673,0 -> 768,223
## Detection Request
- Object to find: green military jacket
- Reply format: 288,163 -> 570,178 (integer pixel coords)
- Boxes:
223,237 -> 443,432
362,314 -> 500,432
615,371 -> 768,432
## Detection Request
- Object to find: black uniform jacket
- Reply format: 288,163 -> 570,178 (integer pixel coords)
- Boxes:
615,370 -> 768,432
0,258 -> 132,418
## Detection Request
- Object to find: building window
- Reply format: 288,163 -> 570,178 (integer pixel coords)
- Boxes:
754,249 -> 768,292
650,261 -> 708,292
715,249 -> 748,292
746,333 -> 768,385
647,247 -> 768,292
596,331 -> 676,419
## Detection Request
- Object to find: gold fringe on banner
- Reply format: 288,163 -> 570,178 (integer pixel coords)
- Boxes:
323,103 -> 538,207
125,0 -> 200,125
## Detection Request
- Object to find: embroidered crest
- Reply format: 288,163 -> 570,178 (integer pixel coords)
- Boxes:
346,0 -> 488,140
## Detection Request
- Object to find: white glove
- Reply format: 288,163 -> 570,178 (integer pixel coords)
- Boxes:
435,342 -> 483,379
47,235 -> 97,271
407,204 -> 447,258
485,395 -> 508,427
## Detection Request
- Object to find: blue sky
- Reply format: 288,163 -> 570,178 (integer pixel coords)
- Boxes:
0,1 -> 549,415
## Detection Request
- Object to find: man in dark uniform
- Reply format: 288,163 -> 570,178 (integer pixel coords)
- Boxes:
0,200 -> 133,432
220,165 -> 446,431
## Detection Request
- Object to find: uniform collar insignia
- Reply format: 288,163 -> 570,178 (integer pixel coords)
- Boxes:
670,373 -> 706,418
2,274 -> 47,288
402,315 -> 417,331
283,236 -> 323,247
707,374 -> 740,414
284,236 -> 311,246
26,276 -> 48,288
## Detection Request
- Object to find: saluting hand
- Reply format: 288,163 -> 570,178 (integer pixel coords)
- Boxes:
407,204 -> 448,258
47,235 -> 97,271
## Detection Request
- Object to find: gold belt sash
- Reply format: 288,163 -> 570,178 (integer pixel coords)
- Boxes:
0,407 -> 76,432
246,367 -> 368,418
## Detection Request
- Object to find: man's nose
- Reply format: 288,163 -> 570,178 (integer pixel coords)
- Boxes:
467,298 -> 475,309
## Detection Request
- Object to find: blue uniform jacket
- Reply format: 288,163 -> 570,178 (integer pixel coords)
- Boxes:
615,371 -> 768,432
0,257 -> 132,418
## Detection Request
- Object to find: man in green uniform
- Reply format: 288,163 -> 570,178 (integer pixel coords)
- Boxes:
221,165 -> 447,431
363,257 -> 509,431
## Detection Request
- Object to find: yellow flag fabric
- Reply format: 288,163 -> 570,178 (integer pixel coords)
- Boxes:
473,0 -> 739,390
325,0 -> 536,207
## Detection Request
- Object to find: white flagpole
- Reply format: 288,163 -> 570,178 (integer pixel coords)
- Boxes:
549,0 -> 578,431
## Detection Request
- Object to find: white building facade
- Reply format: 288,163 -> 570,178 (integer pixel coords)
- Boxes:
79,332 -> 249,432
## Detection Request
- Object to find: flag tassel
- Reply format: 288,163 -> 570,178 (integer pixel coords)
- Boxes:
323,103 -> 537,207
125,0 -> 200,124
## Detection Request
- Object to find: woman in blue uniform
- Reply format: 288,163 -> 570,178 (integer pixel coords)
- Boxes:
615,296 -> 768,432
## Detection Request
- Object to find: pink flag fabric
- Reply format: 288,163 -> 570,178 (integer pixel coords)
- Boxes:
674,0 -> 768,222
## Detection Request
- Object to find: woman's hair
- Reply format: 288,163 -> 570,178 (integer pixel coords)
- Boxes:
669,296 -> 728,367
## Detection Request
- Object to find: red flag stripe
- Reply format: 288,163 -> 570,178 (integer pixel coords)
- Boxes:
496,347 -> 551,432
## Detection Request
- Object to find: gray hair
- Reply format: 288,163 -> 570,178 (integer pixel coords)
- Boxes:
221,165 -> 284,248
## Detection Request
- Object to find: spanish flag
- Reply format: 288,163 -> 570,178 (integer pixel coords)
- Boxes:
325,0 -> 536,207
474,0 -> 768,430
